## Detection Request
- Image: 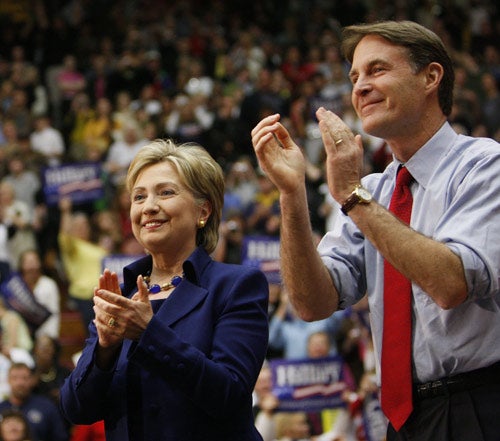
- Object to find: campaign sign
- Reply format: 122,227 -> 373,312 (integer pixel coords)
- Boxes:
42,162 -> 105,205
241,235 -> 281,284
270,356 -> 348,412
102,254 -> 145,285
0,273 -> 51,331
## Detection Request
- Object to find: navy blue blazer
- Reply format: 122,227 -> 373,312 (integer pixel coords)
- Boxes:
60,247 -> 269,440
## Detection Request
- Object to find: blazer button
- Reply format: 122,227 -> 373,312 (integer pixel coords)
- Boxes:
147,345 -> 155,353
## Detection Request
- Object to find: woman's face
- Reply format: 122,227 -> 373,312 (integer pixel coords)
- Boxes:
0,417 -> 26,441
130,161 -> 209,256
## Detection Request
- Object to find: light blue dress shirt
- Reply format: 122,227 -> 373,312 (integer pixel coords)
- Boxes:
318,122 -> 500,383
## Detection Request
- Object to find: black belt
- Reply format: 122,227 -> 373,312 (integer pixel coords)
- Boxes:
413,361 -> 500,400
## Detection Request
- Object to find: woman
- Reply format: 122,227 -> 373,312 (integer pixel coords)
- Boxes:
60,139 -> 269,440
0,409 -> 34,441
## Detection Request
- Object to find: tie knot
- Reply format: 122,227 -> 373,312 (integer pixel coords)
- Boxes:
396,166 -> 413,188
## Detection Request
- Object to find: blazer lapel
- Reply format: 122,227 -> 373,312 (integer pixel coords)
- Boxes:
155,280 -> 208,326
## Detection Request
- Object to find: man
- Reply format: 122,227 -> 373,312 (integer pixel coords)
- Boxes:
0,362 -> 69,441
251,20 -> 500,440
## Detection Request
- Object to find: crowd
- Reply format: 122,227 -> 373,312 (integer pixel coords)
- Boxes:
0,0 -> 498,440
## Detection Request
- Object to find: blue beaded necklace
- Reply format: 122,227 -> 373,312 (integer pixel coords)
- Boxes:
144,274 -> 183,294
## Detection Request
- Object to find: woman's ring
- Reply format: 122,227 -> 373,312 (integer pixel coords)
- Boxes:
108,317 -> 117,328
335,138 -> 343,145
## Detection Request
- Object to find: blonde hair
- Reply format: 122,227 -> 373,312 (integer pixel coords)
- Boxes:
126,139 -> 224,253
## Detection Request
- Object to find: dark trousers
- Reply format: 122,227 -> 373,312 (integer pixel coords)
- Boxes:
387,382 -> 500,441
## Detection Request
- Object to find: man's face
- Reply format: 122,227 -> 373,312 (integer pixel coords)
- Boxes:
349,35 -> 428,141
8,367 -> 34,401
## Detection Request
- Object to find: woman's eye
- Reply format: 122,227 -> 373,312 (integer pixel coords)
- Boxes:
133,194 -> 145,202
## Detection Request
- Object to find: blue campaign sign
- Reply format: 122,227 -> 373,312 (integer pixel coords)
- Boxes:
270,356 -> 349,412
241,235 -> 281,284
0,273 -> 51,331
42,162 -> 105,205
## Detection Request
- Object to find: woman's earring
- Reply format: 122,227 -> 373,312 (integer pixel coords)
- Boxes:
198,219 -> 206,228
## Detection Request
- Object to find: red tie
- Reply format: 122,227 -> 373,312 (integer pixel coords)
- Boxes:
381,166 -> 414,431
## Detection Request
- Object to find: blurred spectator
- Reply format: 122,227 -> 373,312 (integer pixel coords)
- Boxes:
110,90 -> 136,143
4,89 -> 32,139
253,362 -> 279,441
80,97 -> 113,161
224,157 -> 259,216
205,91 -> 251,169
0,325 -> 34,401
449,66 -> 481,134
29,114 -> 65,167
91,209 -> 122,254
57,197 -> 108,333
0,363 -> 69,441
274,412 -> 312,441
212,210 -> 246,264
103,122 -> 148,187
18,249 -> 60,339
1,154 -> 40,213
281,44 -> 317,90
164,93 -> 214,145
130,84 -> 162,118
85,54 -> 113,106
111,184 -> 138,253
55,55 -> 87,118
0,408 -> 34,441
268,287 -> 344,360
0,120 -> 21,172
246,171 -> 280,236
239,67 -> 289,135
0,182 -> 37,271
0,300 -> 33,354
479,71 -> 500,137
63,92 -> 94,161
31,335 -> 71,409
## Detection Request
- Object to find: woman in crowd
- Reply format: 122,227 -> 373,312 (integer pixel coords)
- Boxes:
60,139 -> 269,440
0,408 -> 34,441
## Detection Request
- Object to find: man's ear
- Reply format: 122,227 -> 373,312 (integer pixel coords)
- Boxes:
425,62 -> 444,93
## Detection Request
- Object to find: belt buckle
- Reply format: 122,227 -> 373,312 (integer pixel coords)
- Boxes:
430,379 -> 445,396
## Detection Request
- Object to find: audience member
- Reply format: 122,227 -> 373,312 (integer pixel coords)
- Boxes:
0,300 -> 33,355
0,182 -> 37,272
1,155 -> 40,213
57,197 -> 108,333
31,335 -> 71,409
103,122 -> 148,188
0,363 -> 68,441
17,250 -> 60,339
268,287 -> 344,360
29,114 -> 65,167
0,325 -> 34,402
0,408 -> 34,441
80,97 -> 113,161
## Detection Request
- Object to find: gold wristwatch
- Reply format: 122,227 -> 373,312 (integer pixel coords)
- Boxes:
341,185 -> 373,215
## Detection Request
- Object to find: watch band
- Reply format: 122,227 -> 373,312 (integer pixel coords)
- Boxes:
341,191 -> 362,215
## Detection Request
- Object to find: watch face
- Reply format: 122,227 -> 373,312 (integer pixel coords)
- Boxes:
356,187 -> 373,202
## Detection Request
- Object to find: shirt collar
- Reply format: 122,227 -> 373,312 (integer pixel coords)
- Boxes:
392,122 -> 458,190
